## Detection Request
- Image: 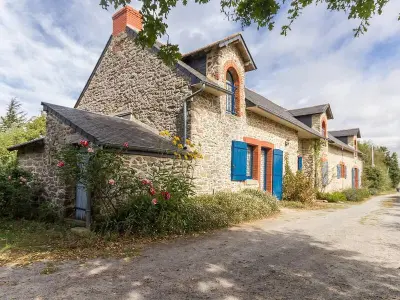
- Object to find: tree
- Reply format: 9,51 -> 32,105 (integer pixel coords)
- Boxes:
100,0 -> 393,64
0,115 -> 46,166
387,152 -> 400,188
0,98 -> 26,131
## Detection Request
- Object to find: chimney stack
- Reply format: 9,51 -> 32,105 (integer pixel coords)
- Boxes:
112,6 -> 143,36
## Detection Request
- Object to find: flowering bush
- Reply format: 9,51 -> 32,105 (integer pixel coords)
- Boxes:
0,165 -> 60,221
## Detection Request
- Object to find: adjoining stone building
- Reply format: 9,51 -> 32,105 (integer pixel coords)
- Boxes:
8,5 -> 363,218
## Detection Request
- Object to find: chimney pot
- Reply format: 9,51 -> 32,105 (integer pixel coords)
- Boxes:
112,6 -> 143,36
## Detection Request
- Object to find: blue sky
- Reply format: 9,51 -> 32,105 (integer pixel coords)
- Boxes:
1,0 -> 399,155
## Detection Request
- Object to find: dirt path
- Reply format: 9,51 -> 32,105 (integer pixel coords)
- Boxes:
1,194 -> 400,300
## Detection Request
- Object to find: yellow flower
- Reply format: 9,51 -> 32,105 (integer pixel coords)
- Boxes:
173,136 -> 180,141
184,155 -> 188,160
177,144 -> 183,149
160,130 -> 170,137
172,140 -> 177,145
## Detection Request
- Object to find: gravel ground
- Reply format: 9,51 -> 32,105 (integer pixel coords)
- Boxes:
1,194 -> 400,300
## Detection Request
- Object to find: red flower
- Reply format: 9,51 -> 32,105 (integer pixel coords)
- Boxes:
151,198 -> 158,205
149,187 -> 156,196
57,161 -> 65,168
108,179 -> 115,185
123,142 -> 129,148
161,191 -> 171,200
80,140 -> 89,147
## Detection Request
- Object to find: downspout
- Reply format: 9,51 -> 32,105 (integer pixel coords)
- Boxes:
183,82 -> 206,149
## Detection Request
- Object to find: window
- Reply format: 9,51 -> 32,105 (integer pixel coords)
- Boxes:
298,156 -> 303,171
321,120 -> 327,137
337,163 -> 347,179
246,145 -> 253,178
226,70 -> 236,114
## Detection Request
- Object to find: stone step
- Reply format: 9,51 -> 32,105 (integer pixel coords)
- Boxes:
64,218 -> 86,227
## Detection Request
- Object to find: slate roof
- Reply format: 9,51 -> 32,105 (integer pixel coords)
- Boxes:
289,104 -> 334,119
328,133 -> 357,153
7,137 -> 45,151
245,88 -> 325,139
182,33 -> 257,72
42,103 -> 177,155
330,128 -> 361,138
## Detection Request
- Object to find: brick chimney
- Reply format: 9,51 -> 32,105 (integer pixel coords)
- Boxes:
112,6 -> 143,36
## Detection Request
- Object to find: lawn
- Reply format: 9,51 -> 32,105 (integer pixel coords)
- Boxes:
0,219 -> 142,266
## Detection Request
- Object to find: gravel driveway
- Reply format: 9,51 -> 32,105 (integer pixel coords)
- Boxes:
1,194 -> 400,300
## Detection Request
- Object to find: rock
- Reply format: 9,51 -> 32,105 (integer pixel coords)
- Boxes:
70,227 -> 92,237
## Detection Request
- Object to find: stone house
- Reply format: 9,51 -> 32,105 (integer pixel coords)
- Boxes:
8,5 -> 363,218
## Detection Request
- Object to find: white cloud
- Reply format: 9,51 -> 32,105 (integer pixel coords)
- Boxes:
0,0 -> 399,154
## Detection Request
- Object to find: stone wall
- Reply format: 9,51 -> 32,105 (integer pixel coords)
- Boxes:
324,146 -> 363,192
76,32 -> 192,137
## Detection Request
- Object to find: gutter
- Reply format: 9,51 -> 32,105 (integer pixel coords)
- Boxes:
183,82 -> 206,148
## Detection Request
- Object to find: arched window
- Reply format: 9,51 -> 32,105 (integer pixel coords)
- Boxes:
226,70 -> 236,114
321,120 -> 327,137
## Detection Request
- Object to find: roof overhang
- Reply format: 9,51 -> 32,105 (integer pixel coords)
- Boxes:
192,82 -> 230,96
7,137 -> 45,151
247,106 -> 323,139
218,35 -> 256,72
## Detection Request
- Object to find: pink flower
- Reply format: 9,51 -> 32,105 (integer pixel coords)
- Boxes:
151,198 -> 158,205
108,179 -> 115,185
87,147 -> 94,153
141,179 -> 151,186
19,177 -> 27,184
123,142 -> 129,148
161,191 -> 171,200
7,176 -> 11,181
57,161 -> 65,168
149,187 -> 156,196
80,140 -> 89,147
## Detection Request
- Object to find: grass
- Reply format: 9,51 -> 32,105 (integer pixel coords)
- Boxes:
0,219 -> 142,266
279,201 -> 346,210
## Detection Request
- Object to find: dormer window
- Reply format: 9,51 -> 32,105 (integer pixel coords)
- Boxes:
226,70 -> 236,114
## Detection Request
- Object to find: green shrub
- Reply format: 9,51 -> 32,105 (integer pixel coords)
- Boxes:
318,191 -> 346,203
93,189 -> 279,236
0,166 -> 60,221
343,188 -> 371,202
283,159 -> 316,203
368,188 -> 379,196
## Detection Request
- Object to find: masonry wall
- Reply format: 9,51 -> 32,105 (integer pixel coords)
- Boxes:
16,112 -> 177,216
324,146 -> 363,192
189,44 -> 300,194
76,31 -> 192,137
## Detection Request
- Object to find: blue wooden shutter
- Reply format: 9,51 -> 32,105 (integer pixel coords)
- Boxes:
231,141 -> 248,181
352,168 -> 355,188
298,156 -> 303,171
322,161 -> 329,186
337,165 -> 341,179
272,149 -> 284,200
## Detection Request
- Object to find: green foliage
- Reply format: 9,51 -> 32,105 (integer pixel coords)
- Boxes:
99,0 -> 391,65
317,191 -> 346,203
0,115 -> 46,166
0,166 -> 60,221
283,158 -> 316,203
94,189 -> 279,236
359,141 -> 399,190
343,188 -> 371,202
387,152 -> 400,188
0,98 -> 26,131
